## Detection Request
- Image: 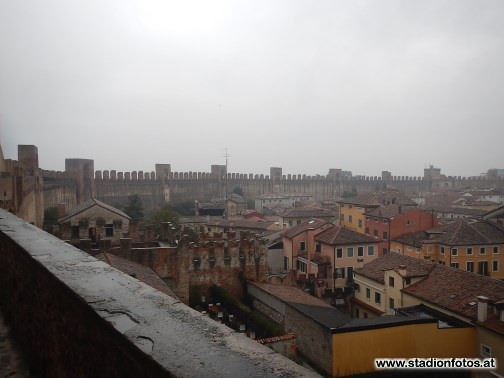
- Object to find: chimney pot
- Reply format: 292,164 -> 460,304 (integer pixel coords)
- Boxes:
398,264 -> 407,276
477,296 -> 489,322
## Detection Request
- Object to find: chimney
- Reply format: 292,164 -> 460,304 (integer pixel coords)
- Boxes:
57,203 -> 66,218
398,264 -> 407,276
357,258 -> 364,269
477,296 -> 489,322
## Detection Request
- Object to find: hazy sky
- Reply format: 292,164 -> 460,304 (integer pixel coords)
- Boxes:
1,0 -> 503,177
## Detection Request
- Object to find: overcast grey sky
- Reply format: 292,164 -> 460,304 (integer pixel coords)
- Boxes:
1,0 -> 503,177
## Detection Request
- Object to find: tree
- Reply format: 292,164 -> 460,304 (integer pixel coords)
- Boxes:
232,186 -> 244,197
147,207 -> 179,230
124,194 -> 144,220
44,206 -> 59,225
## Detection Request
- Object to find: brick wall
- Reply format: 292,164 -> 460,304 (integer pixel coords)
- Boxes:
285,305 -> 332,376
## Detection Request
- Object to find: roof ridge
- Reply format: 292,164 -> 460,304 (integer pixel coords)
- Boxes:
330,225 -> 343,244
449,220 -> 465,244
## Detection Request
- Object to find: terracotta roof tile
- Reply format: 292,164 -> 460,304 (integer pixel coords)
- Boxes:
354,252 -> 435,283
366,204 -> 418,218
315,225 -> 379,245
280,207 -> 337,219
424,220 -> 504,246
281,218 -> 330,239
402,264 -> 504,321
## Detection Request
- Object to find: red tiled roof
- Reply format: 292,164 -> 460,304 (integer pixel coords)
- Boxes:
280,206 -> 337,219
249,282 -> 332,308
96,253 -> 179,299
423,220 -> 504,246
315,225 -> 379,246
366,204 -> 418,218
402,264 -> 504,321
354,252 -> 435,283
392,231 -> 429,248
281,218 -> 330,239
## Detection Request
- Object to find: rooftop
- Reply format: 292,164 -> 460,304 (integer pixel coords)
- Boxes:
315,225 -> 378,246
365,204 -> 418,218
280,207 -> 337,219
281,218 -> 330,239
58,197 -> 131,223
354,252 -> 435,283
423,219 -> 504,246
402,263 -> 504,321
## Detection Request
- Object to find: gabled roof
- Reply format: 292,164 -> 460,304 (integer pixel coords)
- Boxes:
338,190 -> 417,207
402,264 -> 504,321
281,218 -> 329,239
421,204 -> 486,217
58,198 -> 131,223
280,206 -> 337,219
354,252 -> 435,284
315,225 -> 378,245
423,220 -> 504,246
391,231 -> 429,248
365,204 -> 418,218
96,253 -> 178,299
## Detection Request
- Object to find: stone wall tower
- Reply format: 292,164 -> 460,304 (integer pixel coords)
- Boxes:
65,159 -> 95,205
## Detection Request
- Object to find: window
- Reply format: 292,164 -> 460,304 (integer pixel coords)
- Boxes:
374,218 -> 378,223
416,248 -> 420,253
407,246 -> 412,251
348,215 -> 353,224
300,241 -> 306,251
389,298 -> 395,309
467,247 -> 473,256
347,247 -> 354,258
451,248 -> 458,256
357,246 -> 364,257
383,231 -> 388,240
406,220 -> 411,226
355,308 -> 360,318
71,225 -> 80,239
440,247 -> 445,255
366,288 -> 371,299
347,267 -> 354,282
383,219 -> 388,224
493,260 -> 499,272
389,276 -> 395,287
365,227 -> 369,235
336,248 -> 343,259
375,292 -> 381,304
364,312 -> 368,318
297,260 -> 307,273
334,267 -> 345,279
284,256 -> 290,271
480,344 -> 492,358
405,277 -> 411,285
439,261 -> 446,265
105,223 -> 114,237
340,214 -> 344,222
466,261 -> 474,273
373,229 -> 378,237
367,245 -> 375,256
315,243 -> 321,252
358,219 -> 363,228
450,263 -> 459,268
493,246 -> 499,254
289,220 -> 293,227
478,261 -> 488,276
480,247 -> 486,255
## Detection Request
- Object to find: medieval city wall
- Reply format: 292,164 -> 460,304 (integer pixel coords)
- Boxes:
36,164 -> 504,213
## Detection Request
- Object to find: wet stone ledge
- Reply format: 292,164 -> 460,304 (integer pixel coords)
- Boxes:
0,210 -> 319,377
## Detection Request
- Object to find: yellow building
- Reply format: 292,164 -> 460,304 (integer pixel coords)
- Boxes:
338,190 -> 417,233
391,220 -> 504,280
353,252 -> 504,378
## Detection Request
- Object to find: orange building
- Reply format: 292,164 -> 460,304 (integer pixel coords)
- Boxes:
391,220 -> 504,279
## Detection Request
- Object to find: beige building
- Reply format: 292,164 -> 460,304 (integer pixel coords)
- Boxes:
58,198 -> 130,243
353,252 -> 504,378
